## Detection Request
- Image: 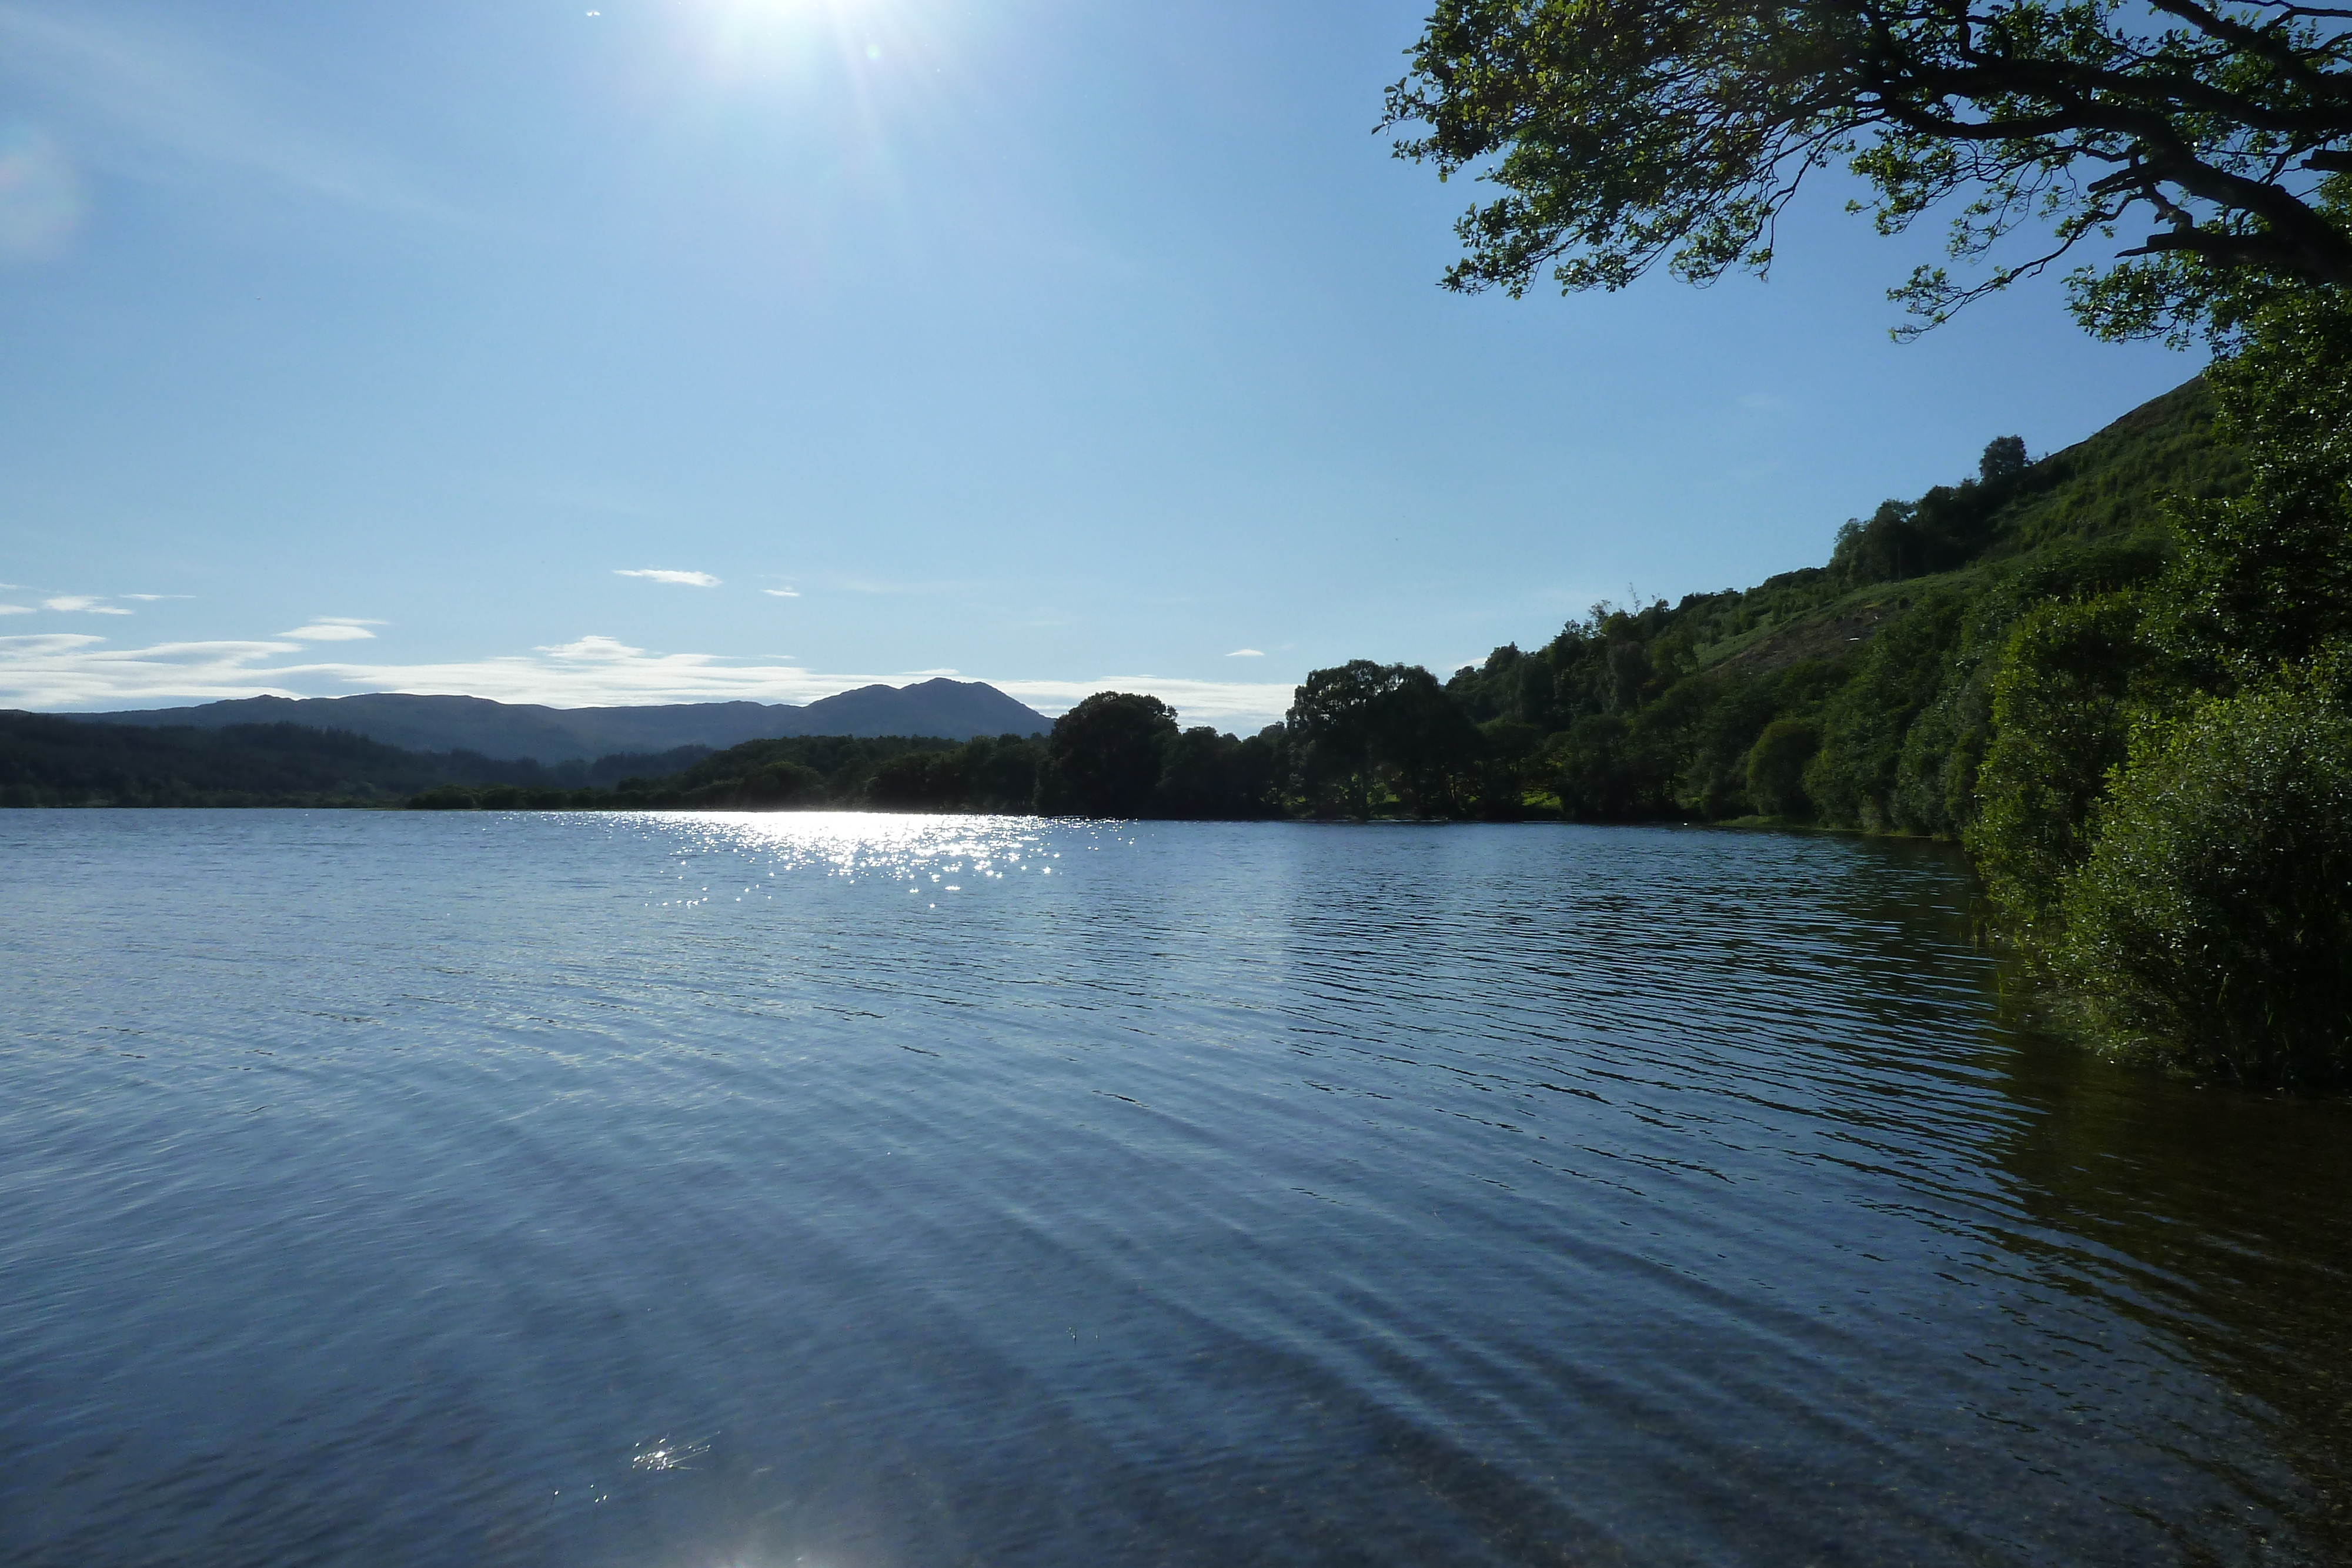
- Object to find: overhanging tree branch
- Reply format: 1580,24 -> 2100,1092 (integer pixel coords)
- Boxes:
1384,0 -> 2352,336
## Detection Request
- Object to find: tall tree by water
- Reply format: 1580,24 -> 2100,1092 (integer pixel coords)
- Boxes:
1035,694 -> 1182,818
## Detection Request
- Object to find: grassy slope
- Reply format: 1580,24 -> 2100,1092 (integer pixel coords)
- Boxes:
1421,374 -> 2244,833
1991,379 -> 2243,549
1690,378 -> 2237,676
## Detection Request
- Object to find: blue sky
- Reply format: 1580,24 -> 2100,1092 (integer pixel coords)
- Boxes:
1,0 -> 2197,729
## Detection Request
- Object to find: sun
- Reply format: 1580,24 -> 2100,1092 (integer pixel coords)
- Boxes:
692,0 -> 911,56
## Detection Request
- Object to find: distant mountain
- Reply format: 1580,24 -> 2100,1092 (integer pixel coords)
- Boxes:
75,678 -> 1052,763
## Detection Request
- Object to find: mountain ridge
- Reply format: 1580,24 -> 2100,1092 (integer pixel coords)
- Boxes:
74,678 -> 1050,763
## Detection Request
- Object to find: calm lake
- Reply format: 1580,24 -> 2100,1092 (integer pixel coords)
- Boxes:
3,810 -> 2346,1566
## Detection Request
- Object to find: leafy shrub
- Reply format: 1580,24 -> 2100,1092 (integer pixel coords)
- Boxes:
1805,587 -> 1968,830
2056,674 -> 2352,1089
1743,718 -> 1819,818
1966,593 -> 2156,943
1550,713 -> 1668,819
2155,290 -> 2352,677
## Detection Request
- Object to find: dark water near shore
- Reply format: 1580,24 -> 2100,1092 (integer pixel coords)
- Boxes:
3,810 -> 2346,1567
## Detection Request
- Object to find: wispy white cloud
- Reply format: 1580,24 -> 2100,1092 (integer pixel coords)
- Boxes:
904,667 -> 958,677
43,594 -> 131,614
537,635 -> 646,662
1225,647 -> 1263,658
0,631 -> 824,710
1,633 -> 305,708
122,593 -> 194,601
0,604 -> 31,616
0,122 -> 83,261
994,677 -> 1295,731
0,632 -> 1299,728
0,4 -> 445,218
762,587 -> 801,598
616,568 -> 721,587
278,620 -> 380,641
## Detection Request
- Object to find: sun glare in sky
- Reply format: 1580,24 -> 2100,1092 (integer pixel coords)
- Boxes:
689,0 -> 923,68
0,0 -> 2199,719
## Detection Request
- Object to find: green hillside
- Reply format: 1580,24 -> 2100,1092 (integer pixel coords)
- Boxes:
1424,377 -> 2237,834
392,376 -> 2234,828
8,379 -> 2224,825
1989,380 -> 2242,550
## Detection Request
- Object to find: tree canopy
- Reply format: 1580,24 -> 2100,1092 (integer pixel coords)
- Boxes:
1382,0 -> 2352,338
1035,693 -> 1182,817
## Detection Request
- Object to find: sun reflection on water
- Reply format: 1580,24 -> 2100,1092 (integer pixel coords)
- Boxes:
619,811 -> 1068,909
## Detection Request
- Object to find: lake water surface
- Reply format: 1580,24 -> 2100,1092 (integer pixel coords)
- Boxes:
3,810 -> 2346,1566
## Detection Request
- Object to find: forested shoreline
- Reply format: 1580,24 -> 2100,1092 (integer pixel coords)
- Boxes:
0,379 -> 2270,837
1,377 -> 2223,824
6,362 -> 2344,1088
0,711 -> 714,808
402,377 -> 2243,833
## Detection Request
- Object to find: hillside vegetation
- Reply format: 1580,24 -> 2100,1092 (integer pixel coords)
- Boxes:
12,364 -> 2337,1086
504,358 -> 2350,1089
1437,380 -> 2243,834
568,379 -> 2234,831
6,384 -> 2231,822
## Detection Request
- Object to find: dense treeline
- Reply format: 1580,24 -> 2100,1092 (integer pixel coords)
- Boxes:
8,357 -> 2337,1085
0,377 -> 2243,824
1265,332 -> 2347,1090
420,354 -> 2352,1088
0,711 -> 709,807
409,734 -> 1040,812
408,378 -> 2244,830
407,717 -> 1289,817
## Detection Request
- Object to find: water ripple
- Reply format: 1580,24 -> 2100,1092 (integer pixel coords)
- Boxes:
2,810 -> 2346,1567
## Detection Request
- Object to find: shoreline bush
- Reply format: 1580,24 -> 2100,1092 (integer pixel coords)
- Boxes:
2055,677 -> 2352,1089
